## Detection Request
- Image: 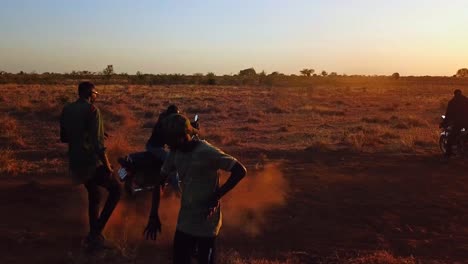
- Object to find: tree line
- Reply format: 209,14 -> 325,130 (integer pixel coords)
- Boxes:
1,65 -> 467,86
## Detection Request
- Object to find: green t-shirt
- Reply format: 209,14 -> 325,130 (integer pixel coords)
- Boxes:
60,98 -> 105,182
161,140 -> 237,237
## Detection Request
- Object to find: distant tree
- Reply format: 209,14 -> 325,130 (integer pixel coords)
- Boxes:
456,68 -> 468,77
300,68 -> 314,77
258,71 -> 267,84
391,72 -> 400,79
321,70 -> 328,77
69,70 -> 80,80
103,65 -> 114,75
239,67 -> 257,76
329,72 -> 338,77
269,71 -> 280,76
192,73 -> 204,84
0,71 -> 6,75
206,72 -> 216,85
102,65 -> 114,83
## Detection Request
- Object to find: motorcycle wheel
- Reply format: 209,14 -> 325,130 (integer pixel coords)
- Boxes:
439,134 -> 449,154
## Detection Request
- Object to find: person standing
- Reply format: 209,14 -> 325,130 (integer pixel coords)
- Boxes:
143,113 -> 247,264
60,81 -> 121,250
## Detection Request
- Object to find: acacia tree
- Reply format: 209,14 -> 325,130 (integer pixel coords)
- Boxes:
300,68 -> 314,77
321,70 -> 328,77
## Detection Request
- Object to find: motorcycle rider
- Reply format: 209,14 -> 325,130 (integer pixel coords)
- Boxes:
60,81 -> 121,250
117,104 -> 181,196
442,89 -> 468,157
143,113 -> 247,264
146,104 -> 180,161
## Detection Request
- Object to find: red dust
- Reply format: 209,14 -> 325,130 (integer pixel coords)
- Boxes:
103,162 -> 288,248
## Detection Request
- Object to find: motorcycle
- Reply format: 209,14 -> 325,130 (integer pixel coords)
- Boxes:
117,114 -> 200,196
439,115 -> 468,156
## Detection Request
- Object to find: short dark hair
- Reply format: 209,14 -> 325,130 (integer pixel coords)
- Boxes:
78,81 -> 95,97
166,104 -> 179,115
454,89 -> 462,96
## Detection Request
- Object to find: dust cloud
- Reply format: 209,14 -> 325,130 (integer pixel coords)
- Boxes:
102,162 -> 288,248
222,162 -> 288,236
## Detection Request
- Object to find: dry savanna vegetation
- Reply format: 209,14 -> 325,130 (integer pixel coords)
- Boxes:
1,79 -> 468,264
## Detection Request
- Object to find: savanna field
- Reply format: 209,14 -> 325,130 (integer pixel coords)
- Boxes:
1,80 -> 468,263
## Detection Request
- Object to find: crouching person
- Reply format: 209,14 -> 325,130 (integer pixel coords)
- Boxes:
60,81 -> 121,250
143,114 -> 247,264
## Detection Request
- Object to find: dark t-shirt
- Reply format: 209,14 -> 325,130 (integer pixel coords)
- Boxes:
446,95 -> 468,126
146,112 -> 169,148
60,98 -> 105,182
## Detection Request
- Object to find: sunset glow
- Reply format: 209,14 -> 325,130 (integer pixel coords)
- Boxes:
1,0 -> 468,75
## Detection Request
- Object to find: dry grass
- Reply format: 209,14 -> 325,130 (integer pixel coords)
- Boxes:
205,126 -> 241,146
100,104 -> 138,129
0,82 -> 462,263
301,104 -> 345,116
0,114 -> 25,148
0,80 -> 451,175
0,149 -> 20,175
346,251 -> 417,264
362,117 -> 389,124
185,104 -> 222,114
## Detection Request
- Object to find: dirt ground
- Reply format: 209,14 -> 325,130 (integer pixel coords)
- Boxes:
1,83 -> 468,263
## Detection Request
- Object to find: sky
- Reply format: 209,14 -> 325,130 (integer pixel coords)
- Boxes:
1,0 -> 468,76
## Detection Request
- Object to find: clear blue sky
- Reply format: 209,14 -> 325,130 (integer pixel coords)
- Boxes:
1,0 -> 468,76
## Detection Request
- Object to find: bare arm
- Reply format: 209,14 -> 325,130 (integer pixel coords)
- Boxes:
144,184 -> 162,240
144,154 -> 174,240
207,161 -> 246,218
215,162 -> 247,199
149,185 -> 161,220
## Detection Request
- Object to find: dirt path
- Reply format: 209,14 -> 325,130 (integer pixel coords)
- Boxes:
1,149 -> 468,263
250,150 -> 468,261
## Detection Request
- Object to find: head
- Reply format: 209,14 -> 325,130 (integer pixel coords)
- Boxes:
78,81 -> 98,103
163,114 -> 196,150
454,89 -> 462,97
166,104 -> 179,115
